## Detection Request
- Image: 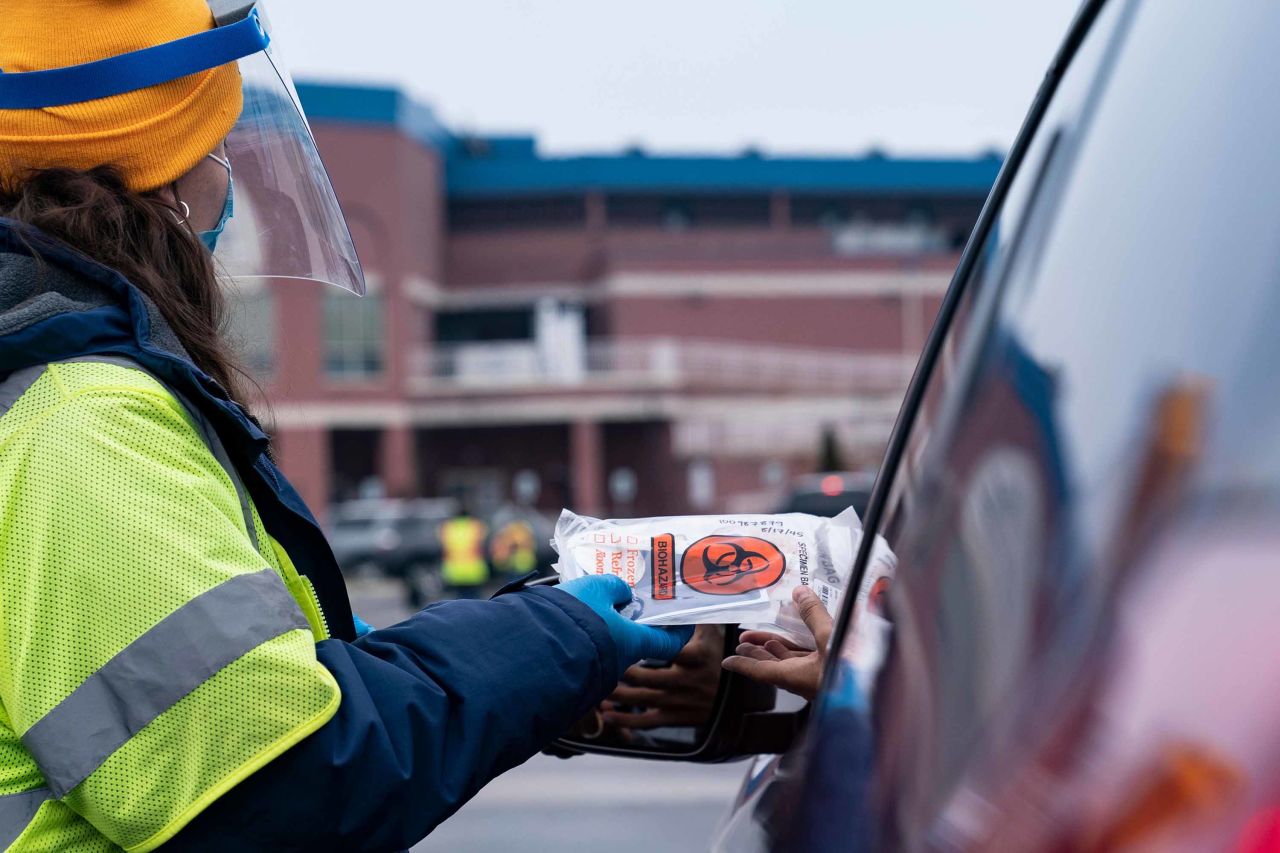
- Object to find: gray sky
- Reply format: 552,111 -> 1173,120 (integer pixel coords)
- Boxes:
270,1 -> 1080,156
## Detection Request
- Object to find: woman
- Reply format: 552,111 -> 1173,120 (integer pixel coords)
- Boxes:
0,2 -> 689,851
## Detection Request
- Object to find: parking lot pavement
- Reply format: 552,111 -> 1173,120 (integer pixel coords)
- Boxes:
348,579 -> 749,852
347,576 -> 417,627
414,753 -> 745,852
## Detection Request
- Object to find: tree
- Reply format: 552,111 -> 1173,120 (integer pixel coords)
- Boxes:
817,426 -> 844,473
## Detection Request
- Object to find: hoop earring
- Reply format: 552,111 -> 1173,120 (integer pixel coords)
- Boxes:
168,179 -> 192,227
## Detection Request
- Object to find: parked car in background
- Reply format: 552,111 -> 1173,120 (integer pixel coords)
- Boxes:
776,471 -> 875,518
328,498 -> 457,606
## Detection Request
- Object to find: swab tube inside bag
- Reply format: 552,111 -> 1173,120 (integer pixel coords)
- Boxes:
551,509 -> 861,638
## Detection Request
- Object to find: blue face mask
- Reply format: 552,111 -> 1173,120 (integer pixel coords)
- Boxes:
198,153 -> 234,252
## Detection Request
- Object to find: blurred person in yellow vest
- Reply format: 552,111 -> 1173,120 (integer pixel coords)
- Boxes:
440,508 -> 490,598
490,518 -> 539,577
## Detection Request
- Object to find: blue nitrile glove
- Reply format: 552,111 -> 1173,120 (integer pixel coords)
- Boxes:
556,575 -> 694,675
352,613 -> 375,638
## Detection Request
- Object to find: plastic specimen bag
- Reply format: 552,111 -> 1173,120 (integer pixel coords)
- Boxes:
552,508 -> 862,642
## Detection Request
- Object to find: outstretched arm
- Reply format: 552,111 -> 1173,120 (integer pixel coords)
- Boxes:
171,588 -> 617,851
172,576 -> 691,852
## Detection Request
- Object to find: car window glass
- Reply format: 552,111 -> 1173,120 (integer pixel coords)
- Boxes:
829,0 -> 1130,842
840,1 -> 1280,848
392,518 -> 418,535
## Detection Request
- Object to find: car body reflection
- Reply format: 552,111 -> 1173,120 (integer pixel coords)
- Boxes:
756,0 -> 1280,849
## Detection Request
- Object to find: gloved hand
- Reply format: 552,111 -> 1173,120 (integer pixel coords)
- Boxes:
556,575 -> 694,676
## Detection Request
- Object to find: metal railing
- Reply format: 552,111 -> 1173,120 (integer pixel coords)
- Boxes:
410,338 -> 916,395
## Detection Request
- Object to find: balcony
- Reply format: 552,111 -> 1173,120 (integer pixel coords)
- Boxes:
408,338 -> 915,397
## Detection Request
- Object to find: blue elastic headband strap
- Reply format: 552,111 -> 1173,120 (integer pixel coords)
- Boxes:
0,8 -> 269,110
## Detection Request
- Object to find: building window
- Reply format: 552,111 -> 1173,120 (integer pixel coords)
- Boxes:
447,196 -> 587,231
325,287 -> 384,378
224,278 -> 275,377
662,202 -> 693,231
435,308 -> 534,343
605,194 -> 771,228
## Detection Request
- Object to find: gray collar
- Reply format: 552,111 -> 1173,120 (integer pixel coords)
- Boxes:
0,251 -> 190,360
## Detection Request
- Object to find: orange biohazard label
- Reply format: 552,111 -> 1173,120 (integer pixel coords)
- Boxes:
651,534 -> 675,600
681,535 -> 786,596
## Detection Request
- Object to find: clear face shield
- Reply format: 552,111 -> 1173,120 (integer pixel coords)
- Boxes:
0,0 -> 365,295
209,2 -> 365,295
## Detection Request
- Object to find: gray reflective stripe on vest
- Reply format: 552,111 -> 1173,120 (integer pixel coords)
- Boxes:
21,569 -> 309,798
0,365 -> 47,421
57,355 -> 261,554
0,787 -> 50,850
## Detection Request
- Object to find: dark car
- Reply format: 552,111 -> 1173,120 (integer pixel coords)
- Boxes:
776,471 -> 875,518
328,498 -> 456,604
549,3 -> 1280,849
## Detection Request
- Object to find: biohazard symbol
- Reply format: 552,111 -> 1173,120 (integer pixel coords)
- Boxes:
681,535 -> 786,596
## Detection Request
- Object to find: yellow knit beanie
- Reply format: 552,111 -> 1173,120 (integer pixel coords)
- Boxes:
0,0 -> 243,193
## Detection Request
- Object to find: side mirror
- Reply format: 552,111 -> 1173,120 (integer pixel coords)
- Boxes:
547,623 -> 809,762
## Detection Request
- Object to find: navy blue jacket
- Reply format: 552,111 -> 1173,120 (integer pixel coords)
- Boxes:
0,220 -> 617,851
176,589 -> 615,850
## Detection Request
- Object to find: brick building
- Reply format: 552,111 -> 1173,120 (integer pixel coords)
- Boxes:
243,81 -> 1000,520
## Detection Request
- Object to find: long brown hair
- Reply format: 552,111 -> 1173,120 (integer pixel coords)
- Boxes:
0,165 -> 253,407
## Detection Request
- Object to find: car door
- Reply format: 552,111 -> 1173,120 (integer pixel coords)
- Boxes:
723,0 -> 1280,850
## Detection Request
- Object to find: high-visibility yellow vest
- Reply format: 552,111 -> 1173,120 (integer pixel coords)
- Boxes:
439,517 -> 489,587
490,520 -> 537,574
0,360 -> 340,852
